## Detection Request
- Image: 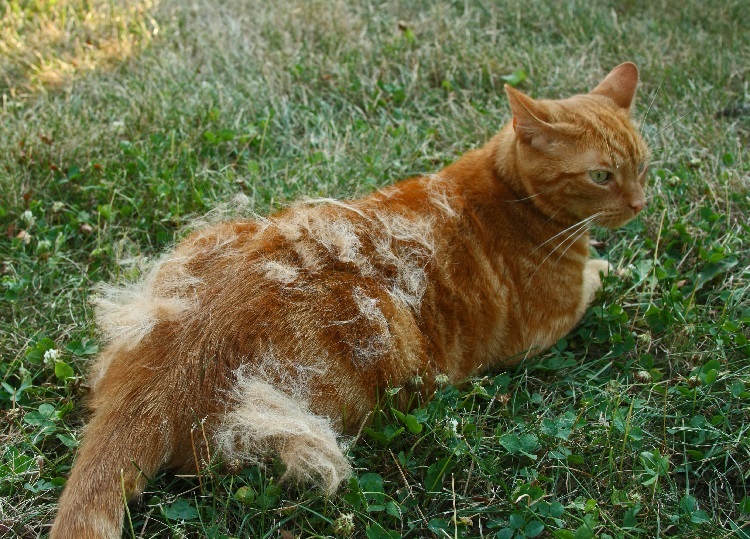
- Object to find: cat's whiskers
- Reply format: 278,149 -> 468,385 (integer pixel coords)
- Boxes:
532,212 -> 602,254
509,191 -> 545,202
646,112 -> 690,145
641,77 -> 664,130
598,212 -> 621,229
541,208 -> 563,227
526,212 -> 603,286
554,221 -> 594,265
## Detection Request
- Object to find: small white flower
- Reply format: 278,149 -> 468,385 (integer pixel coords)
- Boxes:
637,332 -> 652,346
52,201 -> 65,213
36,239 -> 52,253
21,210 -> 35,227
635,370 -> 652,383
617,264 -> 635,280
43,349 -> 60,364
435,373 -> 450,387
443,417 -> 460,438
333,513 -> 355,537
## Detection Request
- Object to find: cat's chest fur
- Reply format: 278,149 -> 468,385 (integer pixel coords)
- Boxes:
411,175 -> 591,380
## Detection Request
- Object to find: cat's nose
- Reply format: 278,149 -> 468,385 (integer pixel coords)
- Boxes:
629,199 -> 646,214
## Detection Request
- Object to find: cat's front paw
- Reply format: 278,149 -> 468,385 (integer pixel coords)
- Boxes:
581,259 -> 612,309
586,259 -> 612,278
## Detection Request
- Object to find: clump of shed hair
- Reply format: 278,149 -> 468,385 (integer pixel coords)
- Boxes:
216,368 -> 351,493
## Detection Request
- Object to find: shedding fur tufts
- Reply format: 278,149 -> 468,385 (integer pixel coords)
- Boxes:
216,371 -> 351,494
350,287 -> 393,365
372,212 -> 434,308
424,174 -> 459,218
92,257 -> 198,350
262,260 -> 300,285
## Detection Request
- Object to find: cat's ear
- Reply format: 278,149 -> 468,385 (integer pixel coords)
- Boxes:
505,85 -> 561,150
591,62 -> 639,111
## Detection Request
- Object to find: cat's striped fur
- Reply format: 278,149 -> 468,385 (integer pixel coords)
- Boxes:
51,62 -> 648,538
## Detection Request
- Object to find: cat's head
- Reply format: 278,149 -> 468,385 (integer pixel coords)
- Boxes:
504,62 -> 650,229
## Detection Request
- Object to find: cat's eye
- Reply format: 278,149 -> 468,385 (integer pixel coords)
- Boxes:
589,170 -> 611,184
637,162 -> 647,174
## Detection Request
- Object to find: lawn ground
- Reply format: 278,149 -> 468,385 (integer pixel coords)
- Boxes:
1,0 -> 749,537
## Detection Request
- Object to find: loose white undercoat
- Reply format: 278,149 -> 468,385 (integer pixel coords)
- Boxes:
90,192 -> 464,491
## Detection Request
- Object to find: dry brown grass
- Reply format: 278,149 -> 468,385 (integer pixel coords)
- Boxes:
0,0 -> 158,96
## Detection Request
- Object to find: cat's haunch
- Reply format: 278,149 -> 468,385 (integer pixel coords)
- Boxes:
50,62 -> 648,539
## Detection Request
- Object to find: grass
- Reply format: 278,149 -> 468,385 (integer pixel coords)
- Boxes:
0,0 -> 157,95
0,0 -> 748,537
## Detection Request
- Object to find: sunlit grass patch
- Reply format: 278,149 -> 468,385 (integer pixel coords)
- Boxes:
0,0 -> 158,95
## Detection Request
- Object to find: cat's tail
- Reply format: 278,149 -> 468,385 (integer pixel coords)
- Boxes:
49,405 -> 170,539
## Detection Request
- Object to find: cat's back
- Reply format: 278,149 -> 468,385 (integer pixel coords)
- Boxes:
94,181 -> 462,393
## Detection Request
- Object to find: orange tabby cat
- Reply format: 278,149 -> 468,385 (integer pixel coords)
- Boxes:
51,62 -> 648,538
